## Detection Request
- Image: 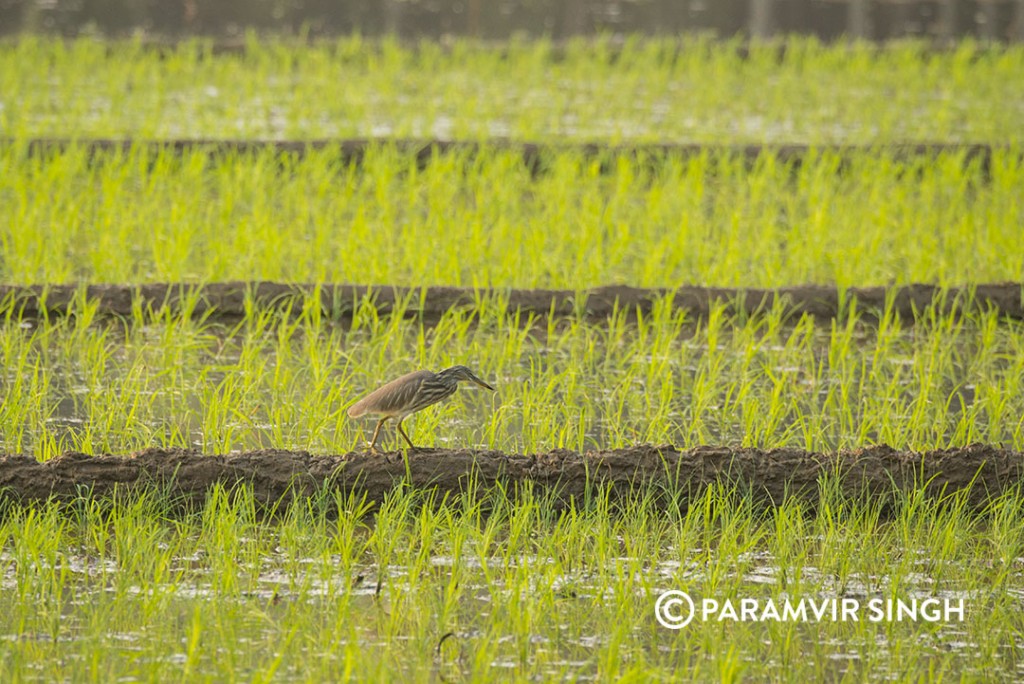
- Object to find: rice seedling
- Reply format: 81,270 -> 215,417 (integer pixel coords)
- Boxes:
0,36 -> 1021,143
0,480 -> 1020,681
2,32 -> 1020,683
1,290 -> 1022,459
1,145 -> 1021,288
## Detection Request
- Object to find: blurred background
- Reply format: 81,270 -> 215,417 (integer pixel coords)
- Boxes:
3,0 -> 1022,42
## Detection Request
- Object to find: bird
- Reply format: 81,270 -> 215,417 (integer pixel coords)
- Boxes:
347,365 -> 495,453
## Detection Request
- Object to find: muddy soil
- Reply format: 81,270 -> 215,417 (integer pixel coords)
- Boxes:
1,444 -> 1019,512
4,282 -> 1022,324
9,138 -> 1007,173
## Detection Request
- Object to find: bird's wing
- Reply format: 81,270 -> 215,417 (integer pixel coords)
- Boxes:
348,370 -> 432,417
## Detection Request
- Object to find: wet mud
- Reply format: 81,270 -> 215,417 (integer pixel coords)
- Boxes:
4,282 -> 1023,324
7,138 -> 1010,174
1,444 -> 1020,511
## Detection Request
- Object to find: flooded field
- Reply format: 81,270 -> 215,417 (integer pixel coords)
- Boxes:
3,37 -> 1023,143
3,32 -> 1022,682
2,484 -> 1022,681
1,293 -> 1022,459
2,144 -> 1021,288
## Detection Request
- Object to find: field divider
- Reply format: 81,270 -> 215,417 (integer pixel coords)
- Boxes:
0,444 -> 1019,512
2,282 -> 1022,323
3,138 -> 1015,170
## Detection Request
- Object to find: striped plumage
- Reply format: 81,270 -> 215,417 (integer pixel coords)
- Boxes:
348,365 -> 495,452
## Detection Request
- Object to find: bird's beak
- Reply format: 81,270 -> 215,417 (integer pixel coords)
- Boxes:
472,375 -> 495,391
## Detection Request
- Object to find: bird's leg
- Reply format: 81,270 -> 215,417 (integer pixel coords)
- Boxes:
368,417 -> 388,454
396,418 -> 417,450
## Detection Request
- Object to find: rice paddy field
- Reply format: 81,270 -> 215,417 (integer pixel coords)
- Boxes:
2,36 -> 1023,142
1,36 -> 1023,681
2,144 -> 1022,288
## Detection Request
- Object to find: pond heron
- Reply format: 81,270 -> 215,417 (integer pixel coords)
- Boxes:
347,365 -> 495,452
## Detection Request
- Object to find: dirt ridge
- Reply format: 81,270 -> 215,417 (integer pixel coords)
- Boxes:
6,138 -> 1014,173
2,282 -> 1021,323
1,445 -> 1020,511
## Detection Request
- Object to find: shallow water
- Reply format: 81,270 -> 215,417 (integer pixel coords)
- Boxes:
3,539 -> 1019,681
4,307 -> 1023,458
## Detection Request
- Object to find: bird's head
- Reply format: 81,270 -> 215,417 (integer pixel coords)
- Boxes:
442,365 -> 495,391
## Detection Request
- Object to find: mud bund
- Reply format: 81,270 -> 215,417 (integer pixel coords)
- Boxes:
3,282 -> 1023,323
1,445 -> 1020,512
